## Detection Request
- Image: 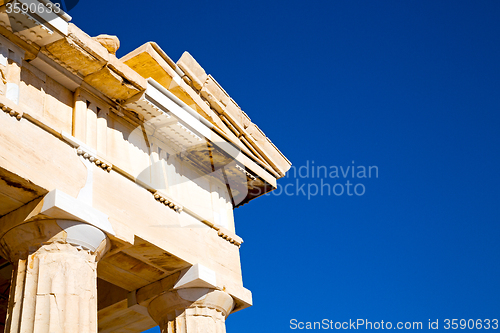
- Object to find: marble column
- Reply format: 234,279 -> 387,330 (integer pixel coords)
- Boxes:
147,288 -> 234,333
0,219 -> 109,333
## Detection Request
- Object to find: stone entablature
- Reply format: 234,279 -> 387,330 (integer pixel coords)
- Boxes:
0,1 -> 291,332
0,0 -> 290,204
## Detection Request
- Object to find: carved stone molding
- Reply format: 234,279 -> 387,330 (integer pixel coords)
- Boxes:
0,100 -> 22,120
215,226 -> 243,248
152,190 -> 183,213
76,146 -> 113,172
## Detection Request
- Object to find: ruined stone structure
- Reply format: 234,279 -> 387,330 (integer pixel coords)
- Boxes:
0,1 -> 290,332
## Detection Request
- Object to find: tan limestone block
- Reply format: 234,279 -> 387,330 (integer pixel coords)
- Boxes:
121,42 -> 177,90
121,42 -> 291,180
40,23 -> 111,76
0,168 -> 46,219
83,55 -> 147,101
246,123 -> 291,175
5,60 -> 20,83
174,264 -> 217,290
224,100 -> 245,129
42,76 -> 74,134
124,51 -> 174,89
19,64 -> 44,117
198,79 -> 291,178
92,34 -> 120,55
0,101 -> 87,198
43,37 -> 107,77
177,51 -> 208,91
168,83 -> 206,116
241,110 -> 252,129
175,78 -> 228,129
42,23 -> 110,77
200,78 -> 229,115
135,271 -> 181,305
203,75 -> 231,109
0,189 -> 115,254
67,23 -> 110,63
173,79 -> 262,163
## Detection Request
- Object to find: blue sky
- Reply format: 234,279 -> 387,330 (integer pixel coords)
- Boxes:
68,1 -> 500,331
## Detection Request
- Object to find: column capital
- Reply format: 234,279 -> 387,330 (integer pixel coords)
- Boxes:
0,219 -> 109,262
0,220 -> 109,332
147,288 -> 234,330
0,188 -> 114,262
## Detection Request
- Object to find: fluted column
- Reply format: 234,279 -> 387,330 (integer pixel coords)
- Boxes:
147,288 -> 234,333
0,219 -> 109,333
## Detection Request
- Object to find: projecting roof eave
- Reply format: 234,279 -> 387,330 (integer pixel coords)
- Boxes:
121,43 -> 292,180
0,8 -> 290,204
124,79 -> 278,206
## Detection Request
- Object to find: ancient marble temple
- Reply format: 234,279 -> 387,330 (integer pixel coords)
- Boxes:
0,1 -> 291,332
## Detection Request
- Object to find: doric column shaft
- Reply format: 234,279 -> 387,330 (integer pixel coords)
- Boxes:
148,289 -> 234,333
0,219 -> 109,333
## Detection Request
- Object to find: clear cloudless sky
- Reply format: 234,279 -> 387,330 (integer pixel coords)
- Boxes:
66,1 -> 500,331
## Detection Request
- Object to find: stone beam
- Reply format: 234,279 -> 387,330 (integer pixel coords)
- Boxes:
0,188 -> 114,238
